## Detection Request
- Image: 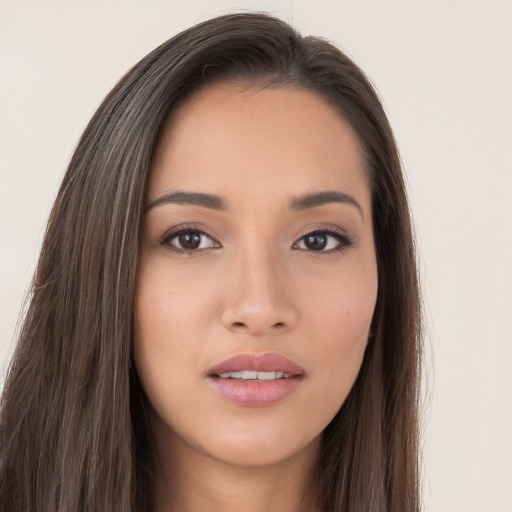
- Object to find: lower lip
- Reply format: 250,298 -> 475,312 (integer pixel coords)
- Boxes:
208,376 -> 303,407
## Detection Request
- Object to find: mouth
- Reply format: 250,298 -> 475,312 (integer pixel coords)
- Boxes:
216,370 -> 293,380
207,353 -> 305,407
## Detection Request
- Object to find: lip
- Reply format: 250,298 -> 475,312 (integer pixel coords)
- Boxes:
207,352 -> 306,376
207,353 -> 305,407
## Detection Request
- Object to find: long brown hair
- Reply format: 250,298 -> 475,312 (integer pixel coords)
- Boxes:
0,13 -> 422,511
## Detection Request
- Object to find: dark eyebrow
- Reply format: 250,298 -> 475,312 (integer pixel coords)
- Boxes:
146,191 -> 227,212
147,189 -> 363,217
290,191 -> 364,219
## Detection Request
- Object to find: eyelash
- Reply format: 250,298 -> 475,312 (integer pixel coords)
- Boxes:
293,228 -> 354,253
160,226 -> 219,255
159,226 -> 354,255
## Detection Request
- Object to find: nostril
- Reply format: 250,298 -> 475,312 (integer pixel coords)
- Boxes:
273,322 -> 285,329
233,322 -> 246,328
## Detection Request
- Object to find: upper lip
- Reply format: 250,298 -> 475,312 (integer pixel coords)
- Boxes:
207,352 -> 306,377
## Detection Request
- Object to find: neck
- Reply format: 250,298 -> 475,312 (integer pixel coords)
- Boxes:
151,419 -> 321,512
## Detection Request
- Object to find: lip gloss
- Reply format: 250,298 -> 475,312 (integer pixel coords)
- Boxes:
207,353 -> 305,407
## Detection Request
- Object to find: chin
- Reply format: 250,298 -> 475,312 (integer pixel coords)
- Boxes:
198,427 -> 321,469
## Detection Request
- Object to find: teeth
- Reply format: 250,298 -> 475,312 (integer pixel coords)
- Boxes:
218,371 -> 291,380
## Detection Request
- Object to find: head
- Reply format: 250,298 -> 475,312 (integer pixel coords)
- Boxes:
0,13 -> 421,512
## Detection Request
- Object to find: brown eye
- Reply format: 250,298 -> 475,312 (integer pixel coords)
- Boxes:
303,233 -> 328,251
162,229 -> 219,253
177,232 -> 201,250
294,230 -> 353,253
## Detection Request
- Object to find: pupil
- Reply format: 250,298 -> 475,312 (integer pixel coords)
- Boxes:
305,233 -> 327,250
179,232 -> 201,250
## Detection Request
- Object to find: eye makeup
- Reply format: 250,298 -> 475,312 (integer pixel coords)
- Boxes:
158,223 -> 355,257
160,225 -> 221,255
293,228 -> 354,253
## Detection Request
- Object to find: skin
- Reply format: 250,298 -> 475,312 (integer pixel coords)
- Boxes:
134,84 -> 378,512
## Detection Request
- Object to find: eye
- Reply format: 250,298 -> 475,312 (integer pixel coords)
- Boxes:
294,229 -> 353,253
161,228 -> 220,254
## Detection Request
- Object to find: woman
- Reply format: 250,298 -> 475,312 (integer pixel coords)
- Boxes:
0,12 -> 422,512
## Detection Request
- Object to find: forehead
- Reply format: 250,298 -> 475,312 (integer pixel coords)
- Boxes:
149,83 -> 370,208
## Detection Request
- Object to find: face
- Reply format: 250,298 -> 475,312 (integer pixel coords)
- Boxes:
134,84 -> 378,470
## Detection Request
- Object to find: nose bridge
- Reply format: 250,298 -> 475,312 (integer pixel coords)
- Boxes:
221,233 -> 297,335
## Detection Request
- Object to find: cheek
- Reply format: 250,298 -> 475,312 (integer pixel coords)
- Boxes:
135,257 -> 217,346
300,265 -> 377,411
304,261 -> 376,343
133,261 -> 215,406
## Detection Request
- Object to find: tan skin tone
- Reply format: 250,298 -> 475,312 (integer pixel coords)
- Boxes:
135,84 -> 378,512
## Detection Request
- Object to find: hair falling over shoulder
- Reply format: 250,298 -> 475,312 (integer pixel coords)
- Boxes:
0,12 -> 423,512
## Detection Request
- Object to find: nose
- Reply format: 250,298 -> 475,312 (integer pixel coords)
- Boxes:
220,243 -> 299,337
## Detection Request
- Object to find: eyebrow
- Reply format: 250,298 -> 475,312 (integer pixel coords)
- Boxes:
290,191 -> 364,219
146,191 -> 227,211
147,189 -> 364,218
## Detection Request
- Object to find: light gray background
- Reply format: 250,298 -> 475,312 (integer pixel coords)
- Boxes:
1,1 -> 511,511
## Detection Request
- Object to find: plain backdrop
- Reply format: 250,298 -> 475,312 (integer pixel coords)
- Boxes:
1,1 -> 511,511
